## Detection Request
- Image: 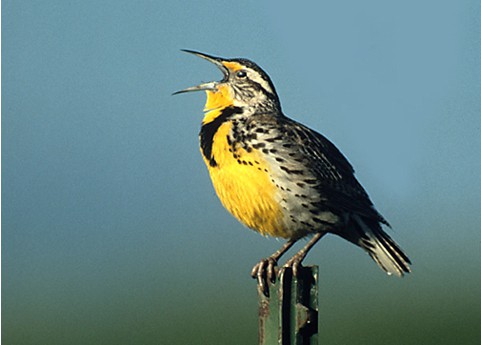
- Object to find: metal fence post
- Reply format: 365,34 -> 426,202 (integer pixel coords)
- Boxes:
258,266 -> 319,345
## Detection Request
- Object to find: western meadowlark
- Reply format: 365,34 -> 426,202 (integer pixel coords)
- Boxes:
175,50 -> 411,294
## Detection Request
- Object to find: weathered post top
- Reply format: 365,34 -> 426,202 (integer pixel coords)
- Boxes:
258,266 -> 319,345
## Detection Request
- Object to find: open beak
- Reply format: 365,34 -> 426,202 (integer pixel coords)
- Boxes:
173,50 -> 228,95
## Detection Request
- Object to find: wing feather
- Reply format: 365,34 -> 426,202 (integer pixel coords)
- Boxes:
280,117 -> 389,225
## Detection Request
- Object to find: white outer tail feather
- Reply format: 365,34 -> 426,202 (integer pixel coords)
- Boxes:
352,214 -> 411,277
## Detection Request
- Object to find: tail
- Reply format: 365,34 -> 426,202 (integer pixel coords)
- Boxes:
346,214 -> 411,276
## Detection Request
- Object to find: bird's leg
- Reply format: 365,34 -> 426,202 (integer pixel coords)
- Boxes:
251,239 -> 297,296
283,232 -> 326,276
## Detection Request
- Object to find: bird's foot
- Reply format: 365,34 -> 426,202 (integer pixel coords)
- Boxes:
282,251 -> 307,277
251,257 -> 278,297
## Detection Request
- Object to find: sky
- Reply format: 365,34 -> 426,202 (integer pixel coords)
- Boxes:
3,1 -> 481,344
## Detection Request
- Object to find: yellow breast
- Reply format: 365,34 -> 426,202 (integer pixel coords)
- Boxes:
200,93 -> 287,237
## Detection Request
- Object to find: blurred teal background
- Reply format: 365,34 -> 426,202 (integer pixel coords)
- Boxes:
3,1 -> 481,344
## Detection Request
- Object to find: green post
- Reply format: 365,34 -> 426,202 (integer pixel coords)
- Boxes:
258,266 -> 319,345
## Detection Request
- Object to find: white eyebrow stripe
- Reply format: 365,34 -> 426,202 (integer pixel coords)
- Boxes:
248,69 -> 274,95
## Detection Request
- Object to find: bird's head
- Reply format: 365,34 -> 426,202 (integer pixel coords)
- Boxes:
174,50 -> 281,113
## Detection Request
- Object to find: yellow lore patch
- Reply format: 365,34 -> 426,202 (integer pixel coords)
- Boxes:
222,61 -> 244,72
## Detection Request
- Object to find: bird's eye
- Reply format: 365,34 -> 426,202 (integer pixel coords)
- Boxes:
236,70 -> 247,78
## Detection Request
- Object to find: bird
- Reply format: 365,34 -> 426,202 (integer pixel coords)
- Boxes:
174,50 -> 411,295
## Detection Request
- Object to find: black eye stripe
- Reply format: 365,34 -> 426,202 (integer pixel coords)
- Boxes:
246,80 -> 277,101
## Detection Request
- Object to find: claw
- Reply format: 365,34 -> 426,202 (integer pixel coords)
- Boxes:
292,259 -> 301,276
284,254 -> 304,276
267,260 -> 276,283
250,261 -> 262,278
251,257 -> 278,297
257,261 -> 267,296
250,238 -> 301,297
